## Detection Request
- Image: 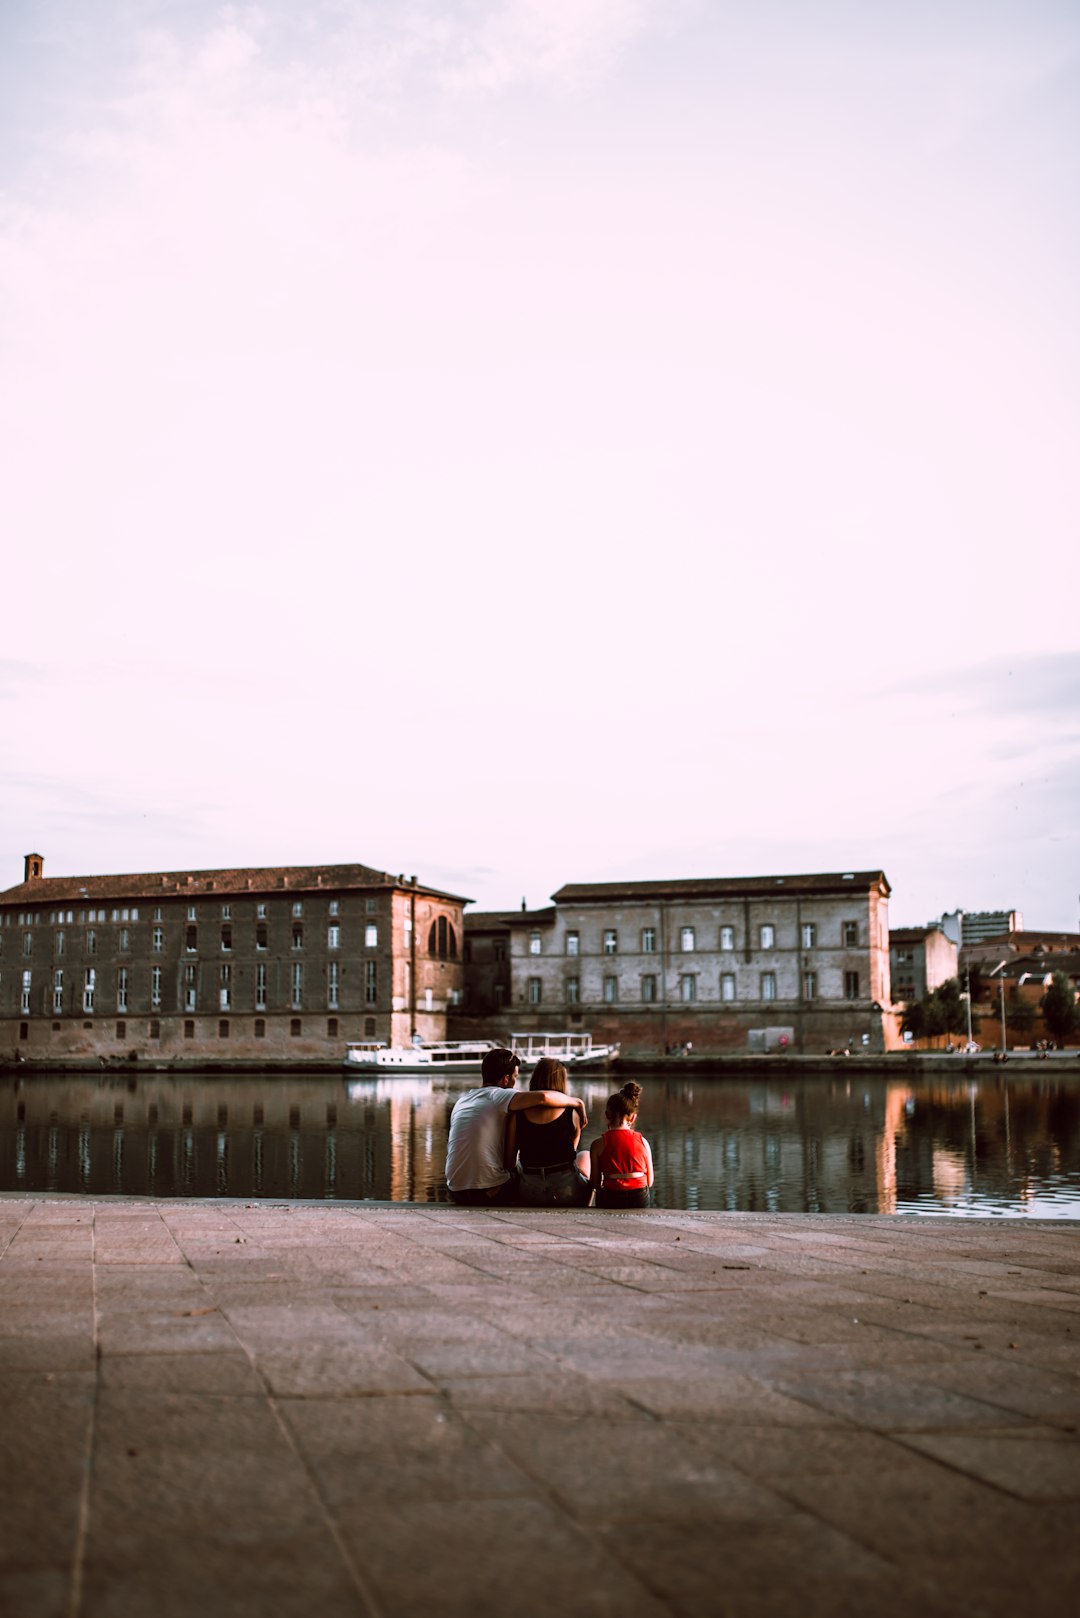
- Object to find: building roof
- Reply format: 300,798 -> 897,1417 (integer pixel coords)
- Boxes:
551,871 -> 889,904
889,926 -> 951,945
1,861 -> 471,907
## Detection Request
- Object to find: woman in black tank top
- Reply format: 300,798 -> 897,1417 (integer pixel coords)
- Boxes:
512,1058 -> 592,1206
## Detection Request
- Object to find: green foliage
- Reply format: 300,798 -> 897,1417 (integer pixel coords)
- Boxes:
900,977 -> 970,1042
1041,972 -> 1078,1043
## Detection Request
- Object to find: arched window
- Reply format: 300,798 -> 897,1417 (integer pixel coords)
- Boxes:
428,915 -> 458,960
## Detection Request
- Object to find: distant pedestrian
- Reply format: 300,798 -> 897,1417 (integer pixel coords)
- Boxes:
589,1082 -> 654,1209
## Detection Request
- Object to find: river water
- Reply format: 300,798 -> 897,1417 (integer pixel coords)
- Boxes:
3,1066 -> 1080,1216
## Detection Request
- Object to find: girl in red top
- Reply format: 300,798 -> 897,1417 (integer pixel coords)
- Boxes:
590,1082 -> 654,1209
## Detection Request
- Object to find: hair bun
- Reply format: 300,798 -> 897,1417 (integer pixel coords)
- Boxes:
620,1081 -> 642,1105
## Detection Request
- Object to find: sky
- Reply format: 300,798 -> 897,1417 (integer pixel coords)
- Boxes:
1,0 -> 1078,929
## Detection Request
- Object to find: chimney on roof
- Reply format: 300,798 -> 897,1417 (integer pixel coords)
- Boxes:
24,852 -> 44,882
521,897 -> 526,911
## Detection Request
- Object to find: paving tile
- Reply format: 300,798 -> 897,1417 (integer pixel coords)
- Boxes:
896,1427 -> 1080,1500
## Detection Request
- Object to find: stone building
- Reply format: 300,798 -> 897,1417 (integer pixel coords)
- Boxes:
0,853 -> 467,1065
889,925 -> 958,1003
459,870 -> 896,1055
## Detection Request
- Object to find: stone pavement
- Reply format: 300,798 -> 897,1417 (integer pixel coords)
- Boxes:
2,1200 -> 1079,1618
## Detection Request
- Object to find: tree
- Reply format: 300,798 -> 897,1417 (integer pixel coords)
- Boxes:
1041,972 -> 1078,1044
900,1000 -> 927,1040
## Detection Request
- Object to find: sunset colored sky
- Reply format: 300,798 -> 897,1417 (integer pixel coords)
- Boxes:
2,2 -> 1078,928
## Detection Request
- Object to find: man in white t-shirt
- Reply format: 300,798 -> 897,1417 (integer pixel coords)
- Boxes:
445,1047 -> 587,1205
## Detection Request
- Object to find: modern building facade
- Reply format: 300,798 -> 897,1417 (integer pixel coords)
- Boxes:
889,926 -> 958,1003
1,853 -> 467,1064
458,870 -> 896,1055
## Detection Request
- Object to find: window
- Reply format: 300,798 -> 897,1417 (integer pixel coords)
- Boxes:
23,932 -> 32,957
185,925 -> 197,953
803,971 -> 817,1000
428,916 -> 457,959
221,904 -> 231,920
256,903 -> 267,919
801,923 -> 817,949
83,968 -> 96,1013
720,925 -> 735,951
328,925 -> 341,950
721,972 -> 736,1002
641,928 -> 656,954
292,902 -> 303,917
254,1019 -> 266,1038
760,924 -> 775,949
603,975 -> 618,1003
290,1019 -> 302,1037
680,927 -> 695,953
151,966 -> 162,1010
365,961 -> 377,1004
117,968 -> 129,1013
116,1021 -> 126,1040
219,1020 -> 230,1039
527,977 -> 542,1005
843,921 -> 858,947
119,927 -> 132,951
328,961 -> 339,1009
566,976 -> 580,1004
493,941 -> 506,963
680,973 -> 696,1002
844,971 -> 860,1000
55,931 -> 65,957
184,1020 -> 194,1039
292,924 -> 304,950
291,963 -> 303,1008
327,1017 -> 338,1037
152,927 -> 164,952
366,898 -> 377,914
641,974 -> 657,1003
221,925 -> 232,952
187,906 -> 197,921
761,972 -> 776,1001
220,964 -> 231,1011
184,963 -> 197,1011
529,931 -> 542,956
365,924 -> 378,948
256,921 -> 268,950
153,907 -> 163,922
21,970 -> 32,1013
53,969 -> 63,1014
566,931 -> 580,956
364,1016 -> 376,1036
149,1020 -> 161,1040
329,900 -> 340,917
603,930 -> 618,955
256,963 -> 267,1010
86,929 -> 97,955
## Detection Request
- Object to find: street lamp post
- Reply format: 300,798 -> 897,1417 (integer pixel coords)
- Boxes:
991,961 -> 1008,1058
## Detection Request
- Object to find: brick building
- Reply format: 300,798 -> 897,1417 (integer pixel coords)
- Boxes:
0,853 -> 467,1064
458,870 -> 896,1055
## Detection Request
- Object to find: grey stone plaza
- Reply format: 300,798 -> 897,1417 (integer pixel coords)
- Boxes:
2,1198 -> 1079,1617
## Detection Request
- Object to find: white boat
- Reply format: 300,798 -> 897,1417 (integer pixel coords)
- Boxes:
511,1032 -> 620,1069
343,1039 -> 498,1074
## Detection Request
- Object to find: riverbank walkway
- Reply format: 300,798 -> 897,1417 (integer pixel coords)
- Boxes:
2,1200 -> 1078,1618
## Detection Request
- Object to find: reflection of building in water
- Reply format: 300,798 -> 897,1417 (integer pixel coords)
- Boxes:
1,852 -> 467,1067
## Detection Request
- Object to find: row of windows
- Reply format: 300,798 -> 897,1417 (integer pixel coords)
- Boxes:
532,922 -> 862,956
6,923 -> 381,957
6,897 -> 379,927
11,963 -> 379,1015
524,971 -> 862,1004
17,1016 -> 380,1042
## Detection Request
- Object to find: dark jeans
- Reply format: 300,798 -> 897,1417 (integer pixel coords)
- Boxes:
447,1176 -> 519,1206
516,1165 -> 591,1207
596,1185 -> 650,1209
